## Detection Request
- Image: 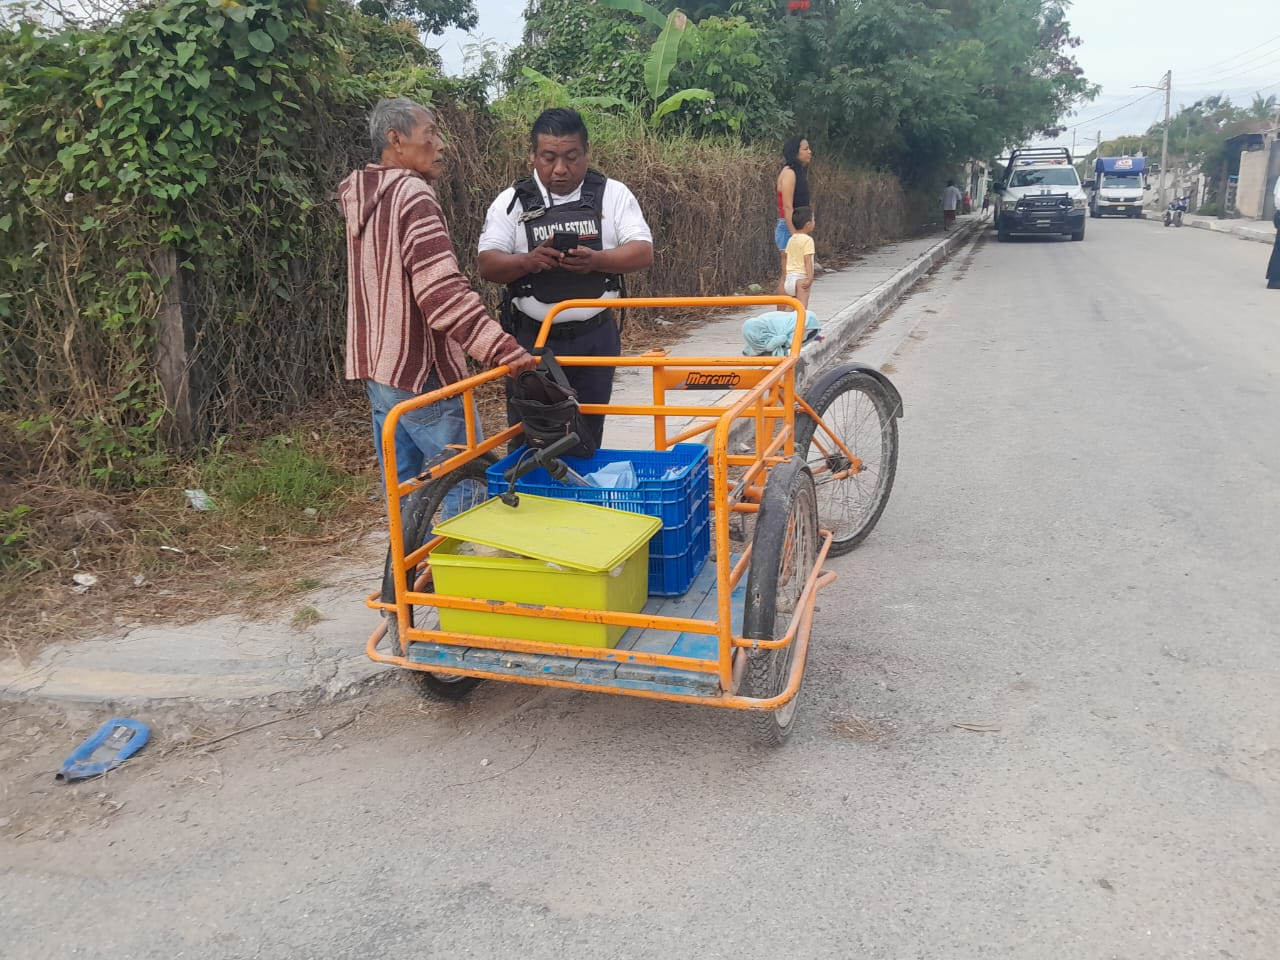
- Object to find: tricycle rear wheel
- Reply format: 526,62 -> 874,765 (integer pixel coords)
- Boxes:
741,457 -> 819,746
380,453 -> 496,701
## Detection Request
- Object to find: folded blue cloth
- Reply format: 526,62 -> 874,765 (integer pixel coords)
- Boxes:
584,461 -> 638,489
742,310 -> 821,357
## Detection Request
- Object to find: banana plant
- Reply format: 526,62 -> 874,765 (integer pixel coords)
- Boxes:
519,67 -> 629,111
598,0 -> 712,126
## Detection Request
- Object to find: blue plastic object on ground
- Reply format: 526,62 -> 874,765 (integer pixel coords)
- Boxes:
56,718 -> 149,783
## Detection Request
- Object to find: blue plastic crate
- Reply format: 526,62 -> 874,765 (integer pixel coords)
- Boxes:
487,444 -> 711,595
647,516 -> 711,596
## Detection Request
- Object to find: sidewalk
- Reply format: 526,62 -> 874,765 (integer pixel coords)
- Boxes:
1178,214 -> 1276,245
0,218 -> 980,715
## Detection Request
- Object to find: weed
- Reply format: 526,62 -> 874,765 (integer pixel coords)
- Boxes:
0,505 -> 37,572
199,434 -> 352,512
291,606 -> 323,630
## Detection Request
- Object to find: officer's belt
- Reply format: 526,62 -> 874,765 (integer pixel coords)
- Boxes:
515,308 -> 613,341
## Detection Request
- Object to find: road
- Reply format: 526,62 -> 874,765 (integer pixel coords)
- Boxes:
5,219 -> 1279,959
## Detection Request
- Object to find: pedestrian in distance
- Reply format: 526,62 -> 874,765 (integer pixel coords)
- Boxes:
775,135 -> 813,294
1267,175 -> 1280,290
981,191 -> 991,219
942,179 -> 962,230
339,98 -> 538,497
477,107 -> 654,450
782,206 -> 817,314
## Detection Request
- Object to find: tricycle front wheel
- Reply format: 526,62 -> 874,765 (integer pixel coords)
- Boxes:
795,366 -> 899,556
741,457 -> 819,746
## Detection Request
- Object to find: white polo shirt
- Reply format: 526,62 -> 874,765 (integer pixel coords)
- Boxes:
478,170 -> 653,323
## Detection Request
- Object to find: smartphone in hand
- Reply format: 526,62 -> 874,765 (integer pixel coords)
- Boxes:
550,231 -> 579,252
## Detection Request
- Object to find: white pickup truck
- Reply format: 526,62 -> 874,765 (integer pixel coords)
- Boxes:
993,147 -> 1088,243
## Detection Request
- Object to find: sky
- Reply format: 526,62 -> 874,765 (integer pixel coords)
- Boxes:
429,0 -> 1280,150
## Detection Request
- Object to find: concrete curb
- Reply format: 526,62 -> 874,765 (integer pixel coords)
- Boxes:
0,568 -> 396,717
1183,217 -> 1275,245
0,654 -> 393,717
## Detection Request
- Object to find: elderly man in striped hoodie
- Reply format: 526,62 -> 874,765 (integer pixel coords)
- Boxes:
340,98 -> 538,496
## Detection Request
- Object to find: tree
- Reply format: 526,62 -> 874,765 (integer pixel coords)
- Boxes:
780,0 -> 1095,182
505,0 -> 651,104
356,0 -> 476,35
507,0 -> 778,135
503,0 -> 1096,181
1246,93 -> 1279,122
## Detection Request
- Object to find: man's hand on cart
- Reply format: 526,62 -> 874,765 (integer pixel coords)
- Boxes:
505,352 -> 540,376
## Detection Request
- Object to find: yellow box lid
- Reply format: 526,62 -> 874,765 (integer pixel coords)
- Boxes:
432,494 -> 660,573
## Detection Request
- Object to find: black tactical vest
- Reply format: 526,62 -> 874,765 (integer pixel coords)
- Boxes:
505,169 -> 621,303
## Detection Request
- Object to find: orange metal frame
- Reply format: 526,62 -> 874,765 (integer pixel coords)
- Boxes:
363,296 -> 859,710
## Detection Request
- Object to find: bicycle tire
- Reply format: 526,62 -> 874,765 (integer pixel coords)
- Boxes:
741,457 -> 819,747
380,453 -> 496,702
794,366 -> 899,557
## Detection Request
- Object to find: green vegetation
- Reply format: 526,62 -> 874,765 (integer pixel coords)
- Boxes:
0,505 -> 36,572
291,605 -> 323,628
506,0 -> 1095,183
197,435 -> 354,513
357,0 -> 475,34
0,0 -> 1093,597
0,0 -> 455,487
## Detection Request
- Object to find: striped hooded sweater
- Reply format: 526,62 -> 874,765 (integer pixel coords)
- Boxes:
340,164 -> 524,391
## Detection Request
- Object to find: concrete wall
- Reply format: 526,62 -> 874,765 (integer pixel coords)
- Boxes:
1236,147 -> 1269,219
1266,141 -> 1280,221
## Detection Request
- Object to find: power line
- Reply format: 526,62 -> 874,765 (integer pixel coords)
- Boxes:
1177,33 -> 1280,78
1060,90 -> 1160,133
1180,50 -> 1280,87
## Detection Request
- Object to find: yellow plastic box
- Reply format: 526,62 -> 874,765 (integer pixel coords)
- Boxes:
429,494 -> 661,648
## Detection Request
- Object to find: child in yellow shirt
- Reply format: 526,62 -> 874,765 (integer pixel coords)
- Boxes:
782,206 -> 816,312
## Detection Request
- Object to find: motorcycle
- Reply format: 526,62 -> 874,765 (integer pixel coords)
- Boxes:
1163,196 -> 1189,228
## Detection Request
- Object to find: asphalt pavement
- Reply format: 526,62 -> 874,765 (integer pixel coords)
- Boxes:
4,217 -> 1278,958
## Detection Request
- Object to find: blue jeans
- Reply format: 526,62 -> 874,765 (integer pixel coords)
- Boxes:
366,373 -> 480,520
774,217 -> 790,252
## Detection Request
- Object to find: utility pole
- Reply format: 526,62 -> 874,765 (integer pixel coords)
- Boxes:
1158,70 -> 1172,212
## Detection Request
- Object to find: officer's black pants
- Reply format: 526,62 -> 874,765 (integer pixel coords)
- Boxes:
506,309 -> 621,451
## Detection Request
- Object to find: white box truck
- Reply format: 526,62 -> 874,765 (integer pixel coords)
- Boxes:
1089,157 -> 1146,218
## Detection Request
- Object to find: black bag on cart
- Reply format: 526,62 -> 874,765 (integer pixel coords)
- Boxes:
509,349 -> 597,460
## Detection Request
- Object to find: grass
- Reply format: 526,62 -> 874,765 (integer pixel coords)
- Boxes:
290,606 -> 323,630
198,433 -> 354,516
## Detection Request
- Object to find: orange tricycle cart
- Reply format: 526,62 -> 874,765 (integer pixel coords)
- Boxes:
365,296 -> 901,745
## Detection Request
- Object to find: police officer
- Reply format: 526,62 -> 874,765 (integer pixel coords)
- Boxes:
478,108 -> 654,449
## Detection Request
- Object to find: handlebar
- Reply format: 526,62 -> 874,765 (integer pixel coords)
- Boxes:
499,433 -> 583,507
502,433 -> 582,484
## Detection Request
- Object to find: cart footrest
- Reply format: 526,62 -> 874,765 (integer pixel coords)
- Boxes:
406,642 -> 721,696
